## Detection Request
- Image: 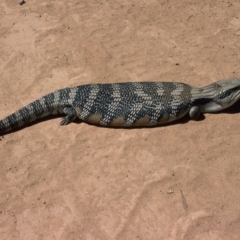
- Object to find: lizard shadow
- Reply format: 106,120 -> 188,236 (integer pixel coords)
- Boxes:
1,102 -> 239,136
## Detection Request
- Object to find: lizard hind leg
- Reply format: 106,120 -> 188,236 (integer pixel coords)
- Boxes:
60,106 -> 77,125
189,106 -> 201,120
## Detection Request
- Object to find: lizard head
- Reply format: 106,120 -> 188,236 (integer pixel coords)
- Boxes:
216,78 -> 240,90
215,78 -> 240,104
200,78 -> 240,112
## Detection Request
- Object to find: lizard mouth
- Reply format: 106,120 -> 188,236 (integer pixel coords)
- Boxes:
231,86 -> 240,91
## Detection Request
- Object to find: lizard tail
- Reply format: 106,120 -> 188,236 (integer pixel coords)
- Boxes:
0,92 -> 61,134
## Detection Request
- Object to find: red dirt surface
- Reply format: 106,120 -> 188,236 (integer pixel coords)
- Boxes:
0,1 -> 240,239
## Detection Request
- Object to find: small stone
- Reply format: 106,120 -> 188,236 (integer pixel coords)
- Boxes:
19,0 -> 26,5
167,189 -> 174,194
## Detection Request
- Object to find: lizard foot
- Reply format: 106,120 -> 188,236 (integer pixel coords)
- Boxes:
60,106 -> 77,125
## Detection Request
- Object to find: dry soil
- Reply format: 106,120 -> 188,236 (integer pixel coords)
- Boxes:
0,0 -> 240,239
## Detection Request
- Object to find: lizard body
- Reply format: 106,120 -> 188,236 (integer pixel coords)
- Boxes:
0,78 -> 240,134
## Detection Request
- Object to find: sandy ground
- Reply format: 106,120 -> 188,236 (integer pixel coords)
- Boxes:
0,0 -> 240,239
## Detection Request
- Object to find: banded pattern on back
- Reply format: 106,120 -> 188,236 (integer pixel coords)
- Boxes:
1,78 -> 240,134
76,82 -> 195,126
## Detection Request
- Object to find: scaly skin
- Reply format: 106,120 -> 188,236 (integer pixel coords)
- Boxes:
0,78 -> 240,135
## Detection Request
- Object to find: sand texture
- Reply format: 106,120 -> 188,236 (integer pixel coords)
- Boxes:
0,0 -> 240,239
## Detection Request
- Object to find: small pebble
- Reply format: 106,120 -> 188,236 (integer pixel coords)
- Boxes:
167,189 -> 174,194
19,0 -> 25,5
